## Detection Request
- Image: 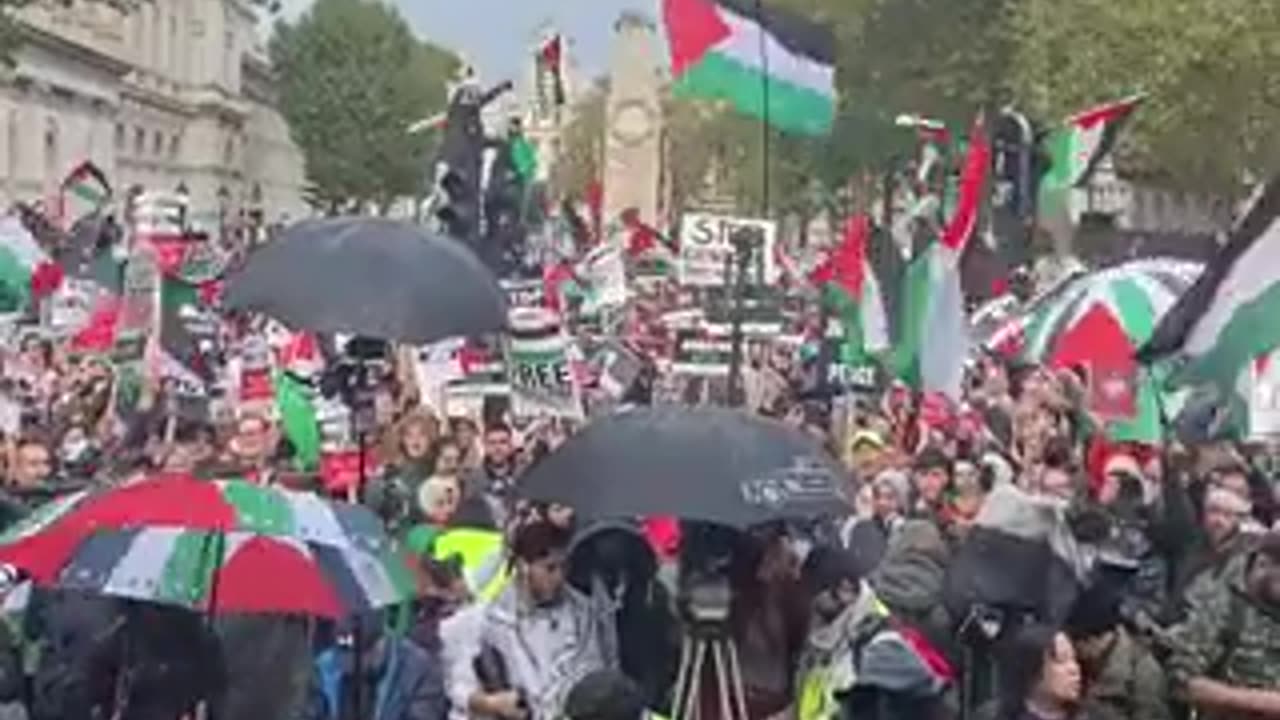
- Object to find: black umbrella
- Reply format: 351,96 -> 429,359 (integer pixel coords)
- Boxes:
520,407 -> 848,527
222,217 -> 506,343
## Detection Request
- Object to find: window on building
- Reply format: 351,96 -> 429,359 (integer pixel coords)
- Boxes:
153,130 -> 163,156
134,127 -> 145,155
170,134 -> 180,159
114,123 -> 125,151
223,137 -> 234,166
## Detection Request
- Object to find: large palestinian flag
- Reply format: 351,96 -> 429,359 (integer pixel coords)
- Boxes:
893,117 -> 990,400
1140,176 -> 1280,392
809,215 -> 890,365
662,0 -> 836,135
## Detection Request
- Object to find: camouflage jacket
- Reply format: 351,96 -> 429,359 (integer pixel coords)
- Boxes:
1080,626 -> 1171,720
1167,553 -> 1280,695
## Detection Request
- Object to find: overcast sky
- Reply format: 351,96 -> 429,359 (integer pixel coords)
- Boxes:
275,0 -> 662,83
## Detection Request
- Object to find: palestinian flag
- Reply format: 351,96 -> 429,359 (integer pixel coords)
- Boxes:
510,134 -> 538,185
59,161 -> 112,228
156,277 -> 219,393
662,0 -> 836,136
809,215 -> 889,365
1038,95 -> 1144,228
620,208 -> 676,276
1139,176 -> 1280,393
535,33 -> 566,111
893,116 -> 990,399
275,370 -> 321,473
0,215 -> 62,312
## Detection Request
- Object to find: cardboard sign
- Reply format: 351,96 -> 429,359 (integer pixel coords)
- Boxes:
677,213 -> 778,287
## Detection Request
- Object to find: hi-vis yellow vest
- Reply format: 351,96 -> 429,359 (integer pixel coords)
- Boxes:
433,528 -> 510,602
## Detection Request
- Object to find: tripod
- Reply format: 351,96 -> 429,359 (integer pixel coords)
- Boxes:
670,619 -> 749,720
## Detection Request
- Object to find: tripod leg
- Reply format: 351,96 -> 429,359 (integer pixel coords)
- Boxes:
724,638 -> 750,720
673,635 -> 696,720
679,639 -> 710,720
711,641 -> 734,720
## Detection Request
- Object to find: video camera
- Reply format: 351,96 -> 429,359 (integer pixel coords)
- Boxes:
319,337 -> 390,425
676,523 -> 738,634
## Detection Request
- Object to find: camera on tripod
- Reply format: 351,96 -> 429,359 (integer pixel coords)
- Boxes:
317,337 -> 391,433
676,523 -> 738,633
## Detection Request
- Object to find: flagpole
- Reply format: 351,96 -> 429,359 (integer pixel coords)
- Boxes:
726,0 -> 772,408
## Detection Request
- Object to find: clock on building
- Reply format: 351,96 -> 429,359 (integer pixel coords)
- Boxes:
610,98 -> 657,147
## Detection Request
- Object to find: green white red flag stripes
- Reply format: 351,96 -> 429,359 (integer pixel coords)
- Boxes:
662,0 -> 836,135
1140,176 -> 1280,393
0,215 -> 62,313
894,116 -> 991,399
58,161 -> 112,229
809,215 -> 889,363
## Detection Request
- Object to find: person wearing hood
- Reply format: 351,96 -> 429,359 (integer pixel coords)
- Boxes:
791,548 -> 886,720
841,471 -> 908,577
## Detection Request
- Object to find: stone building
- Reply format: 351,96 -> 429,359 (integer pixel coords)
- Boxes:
0,0 -> 308,230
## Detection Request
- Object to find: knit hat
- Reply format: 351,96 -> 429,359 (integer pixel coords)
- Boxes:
802,547 -> 861,597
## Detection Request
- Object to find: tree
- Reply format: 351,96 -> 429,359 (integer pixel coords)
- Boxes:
269,0 -> 457,212
1008,0 -> 1280,191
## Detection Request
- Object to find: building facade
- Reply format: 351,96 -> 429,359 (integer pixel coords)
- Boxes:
0,0 -> 308,230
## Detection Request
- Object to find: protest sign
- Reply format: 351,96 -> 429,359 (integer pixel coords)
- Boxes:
46,279 -> 96,337
677,213 -> 777,287
671,327 -> 733,376
578,245 -> 628,314
595,340 -> 644,399
500,279 -> 546,310
112,245 -> 159,417
505,307 -> 583,420
703,286 -> 784,336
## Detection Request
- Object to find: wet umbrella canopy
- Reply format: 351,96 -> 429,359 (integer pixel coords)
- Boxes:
223,217 -> 507,343
520,406 -> 849,528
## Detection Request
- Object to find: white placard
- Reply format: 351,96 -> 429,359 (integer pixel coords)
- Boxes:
677,213 -> 777,287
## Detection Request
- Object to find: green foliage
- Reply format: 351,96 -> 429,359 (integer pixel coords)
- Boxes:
1008,0 -> 1280,191
269,0 -> 457,211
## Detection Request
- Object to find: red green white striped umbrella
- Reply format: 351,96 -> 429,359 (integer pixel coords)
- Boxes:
1006,258 -> 1202,364
0,475 -> 413,617
0,473 -> 390,554
10,520 -> 409,617
42,527 -> 411,617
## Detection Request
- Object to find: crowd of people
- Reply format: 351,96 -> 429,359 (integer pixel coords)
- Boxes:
0,298 -> 1277,720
